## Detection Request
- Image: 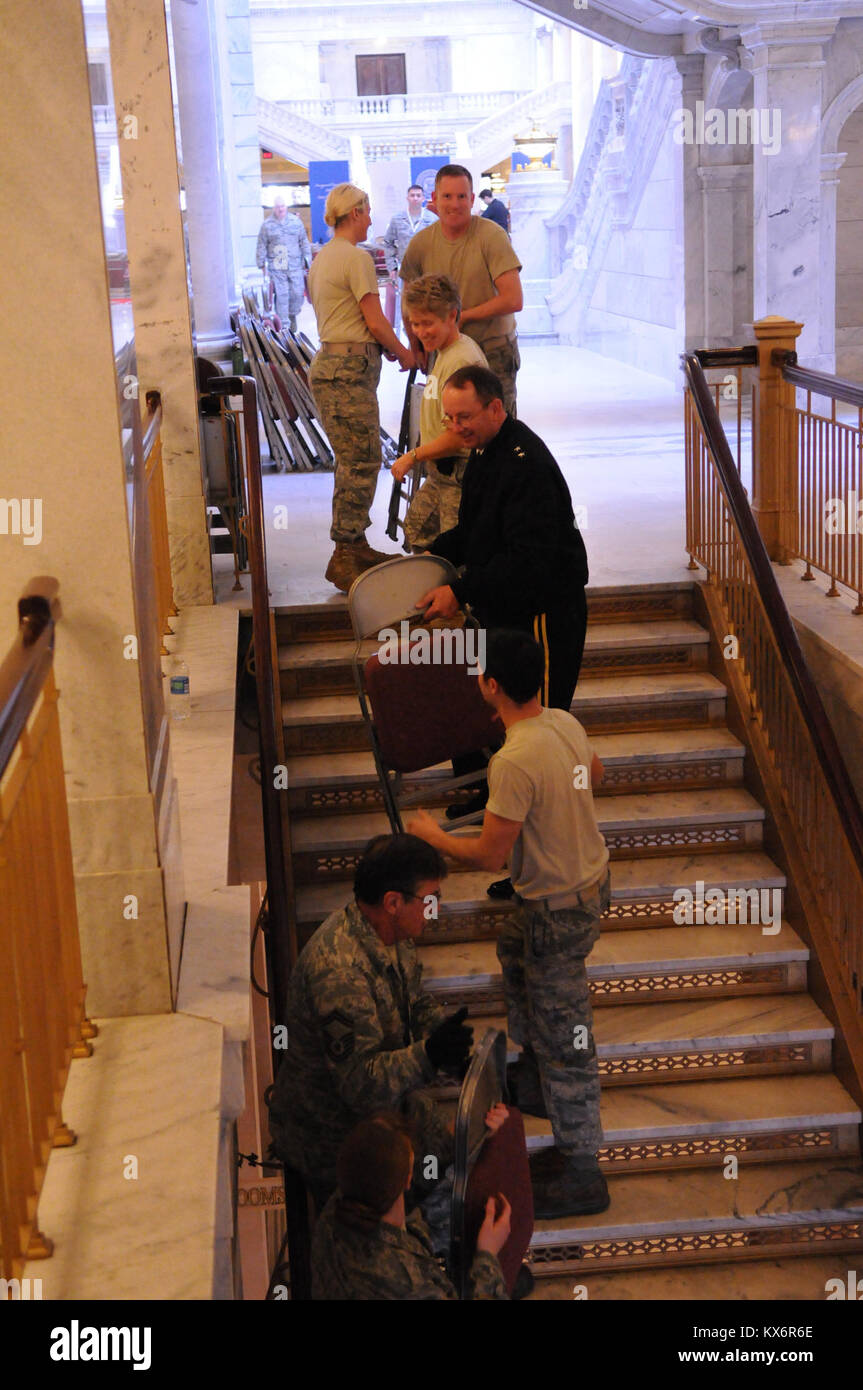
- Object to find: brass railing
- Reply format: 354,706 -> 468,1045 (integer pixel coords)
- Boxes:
0,579 -> 96,1283
774,352 -> 863,611
684,356 -> 863,1089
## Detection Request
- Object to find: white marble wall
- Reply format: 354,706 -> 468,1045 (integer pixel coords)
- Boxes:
0,2 -> 174,1016
508,167 -> 569,338
170,0 -> 234,354
744,20 -> 839,367
107,0 -> 213,610
835,108 -> 863,380
584,120 -> 684,381
214,0 -> 264,291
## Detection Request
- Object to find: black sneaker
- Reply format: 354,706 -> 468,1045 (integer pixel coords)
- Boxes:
487,877 -> 515,899
530,1151 -> 609,1219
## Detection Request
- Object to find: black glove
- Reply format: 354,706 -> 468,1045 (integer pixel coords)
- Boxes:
425,1006 -> 473,1073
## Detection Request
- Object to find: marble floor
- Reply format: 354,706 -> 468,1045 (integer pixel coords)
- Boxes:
213,327 -> 697,609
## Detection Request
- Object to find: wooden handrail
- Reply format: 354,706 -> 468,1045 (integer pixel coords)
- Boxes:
775,349 -> 863,409
684,352 -> 863,878
694,346 -> 759,371
1,579 -> 96,1283
205,377 -> 296,1010
0,578 -> 61,779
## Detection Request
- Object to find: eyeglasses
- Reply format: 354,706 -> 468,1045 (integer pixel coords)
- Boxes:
442,404 -> 489,428
400,890 -> 442,904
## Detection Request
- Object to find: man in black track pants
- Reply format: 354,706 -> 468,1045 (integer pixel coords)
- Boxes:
417,363 -> 589,898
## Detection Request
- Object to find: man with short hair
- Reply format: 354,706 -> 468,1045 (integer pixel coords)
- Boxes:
382,184 -> 437,282
478,188 -> 510,234
255,195 -> 311,333
268,834 -> 473,1212
381,184 -> 436,334
420,364 -> 589,714
399,164 -> 523,415
408,629 -> 611,1220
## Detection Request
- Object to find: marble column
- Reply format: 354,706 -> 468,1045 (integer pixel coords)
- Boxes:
170,0 -> 234,354
816,150 -> 848,374
674,54 -> 707,351
0,1 -> 175,1016
508,166 -> 569,337
742,20 -> 839,366
212,0 -> 265,294
698,164 -> 751,346
107,0 -> 213,609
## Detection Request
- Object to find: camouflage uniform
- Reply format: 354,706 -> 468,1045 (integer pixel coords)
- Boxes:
312,1194 -> 508,1300
404,458 -> 466,550
497,871 -> 611,1157
483,335 -> 520,419
268,902 -> 453,1205
309,349 -> 383,542
256,211 -> 310,327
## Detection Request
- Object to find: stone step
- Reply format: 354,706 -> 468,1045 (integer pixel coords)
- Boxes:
418,923 -> 809,1010
289,787 -> 765,884
528,1252 -> 863,1300
525,1158 -> 863,1276
521,1073 -> 861,1172
281,671 -> 729,754
459,993 -> 835,1089
294,849 -> 787,941
286,726 -> 746,816
277,618 -> 711,698
272,581 -> 696,646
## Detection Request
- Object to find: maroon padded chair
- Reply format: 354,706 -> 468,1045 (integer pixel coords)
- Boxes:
451,1029 -> 534,1298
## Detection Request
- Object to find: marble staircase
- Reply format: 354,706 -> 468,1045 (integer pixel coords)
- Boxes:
275,581 -> 863,1287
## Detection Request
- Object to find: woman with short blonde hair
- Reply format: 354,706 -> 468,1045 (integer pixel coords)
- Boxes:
308,184 -> 415,591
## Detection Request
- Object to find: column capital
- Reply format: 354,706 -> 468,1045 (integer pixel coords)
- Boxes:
740,19 -> 839,70
674,53 -> 706,92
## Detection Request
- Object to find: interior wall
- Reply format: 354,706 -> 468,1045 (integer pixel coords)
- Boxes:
836,106 -> 863,381
583,118 -> 684,382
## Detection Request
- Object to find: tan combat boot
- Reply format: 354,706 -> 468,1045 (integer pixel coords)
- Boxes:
355,534 -> 398,567
324,541 -> 368,593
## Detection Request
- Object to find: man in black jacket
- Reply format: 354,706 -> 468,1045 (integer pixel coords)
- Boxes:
418,364 -> 588,712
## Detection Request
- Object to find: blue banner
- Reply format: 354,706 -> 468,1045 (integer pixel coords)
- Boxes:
409,155 -> 450,203
511,151 -> 553,171
308,159 -> 351,243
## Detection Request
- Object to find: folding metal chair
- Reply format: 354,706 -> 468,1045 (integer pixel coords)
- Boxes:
451,1028 -> 534,1299
386,369 -> 427,550
347,555 -> 500,832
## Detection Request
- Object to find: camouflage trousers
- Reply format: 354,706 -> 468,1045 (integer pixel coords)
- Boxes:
497,869 -> 611,1157
404,460 -> 465,550
272,268 -> 305,322
310,349 -> 382,541
483,334 -> 520,419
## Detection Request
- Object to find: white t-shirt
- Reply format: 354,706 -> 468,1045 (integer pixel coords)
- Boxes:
309,237 -> 378,343
420,334 -> 487,454
486,707 -> 609,902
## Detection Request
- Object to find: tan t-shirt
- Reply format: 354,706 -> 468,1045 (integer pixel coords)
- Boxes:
309,237 -> 378,343
420,334 -> 487,455
400,217 -> 522,347
486,707 -> 609,902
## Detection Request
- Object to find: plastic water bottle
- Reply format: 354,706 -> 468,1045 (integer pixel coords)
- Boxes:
168,658 -> 191,720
